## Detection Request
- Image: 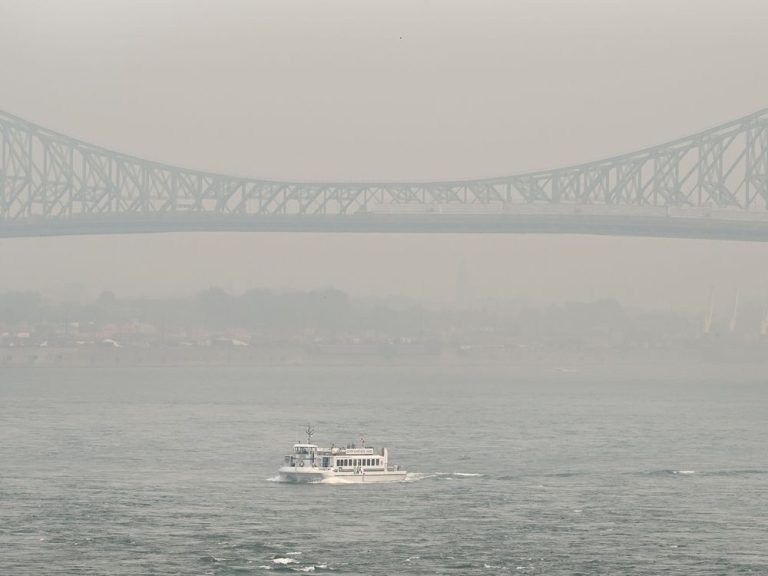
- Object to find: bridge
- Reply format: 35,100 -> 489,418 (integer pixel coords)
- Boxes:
2,108 -> 768,240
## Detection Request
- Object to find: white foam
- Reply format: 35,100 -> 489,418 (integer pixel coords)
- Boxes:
296,567 -> 315,572
272,558 -> 299,565
452,472 -> 483,477
266,475 -> 287,483
286,552 -> 303,556
208,555 -> 231,562
404,472 -> 431,482
317,476 -> 356,485
673,470 -> 696,475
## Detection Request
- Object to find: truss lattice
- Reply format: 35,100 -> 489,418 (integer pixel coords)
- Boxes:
1,109 -> 768,226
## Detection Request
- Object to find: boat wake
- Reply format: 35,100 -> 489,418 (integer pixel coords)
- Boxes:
314,476 -> 358,485
267,472 -> 482,484
404,472 -> 484,482
642,468 -> 768,477
640,469 -> 697,477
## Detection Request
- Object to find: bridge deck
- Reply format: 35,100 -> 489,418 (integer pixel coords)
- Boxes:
3,213 -> 768,242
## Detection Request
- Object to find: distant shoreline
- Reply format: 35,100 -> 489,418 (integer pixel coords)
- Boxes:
2,343 -> 767,371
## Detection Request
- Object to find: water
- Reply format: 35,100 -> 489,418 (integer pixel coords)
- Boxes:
1,364 -> 767,574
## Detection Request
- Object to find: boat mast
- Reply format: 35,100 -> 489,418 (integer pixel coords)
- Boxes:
305,424 -> 315,445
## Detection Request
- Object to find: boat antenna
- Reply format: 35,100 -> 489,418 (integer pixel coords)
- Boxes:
305,424 -> 315,444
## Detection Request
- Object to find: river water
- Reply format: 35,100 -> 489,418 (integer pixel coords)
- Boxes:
1,365 -> 767,575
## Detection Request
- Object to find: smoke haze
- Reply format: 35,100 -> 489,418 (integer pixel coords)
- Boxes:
2,0 -> 768,312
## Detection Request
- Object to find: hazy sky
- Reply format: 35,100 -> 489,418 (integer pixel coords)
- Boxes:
2,0 -> 768,312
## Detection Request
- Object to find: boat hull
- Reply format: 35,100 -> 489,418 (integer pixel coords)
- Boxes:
278,466 -> 407,483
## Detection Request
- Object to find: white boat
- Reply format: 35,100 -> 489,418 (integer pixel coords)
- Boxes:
277,426 -> 407,483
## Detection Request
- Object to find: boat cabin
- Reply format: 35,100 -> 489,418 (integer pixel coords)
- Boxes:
284,442 -> 395,472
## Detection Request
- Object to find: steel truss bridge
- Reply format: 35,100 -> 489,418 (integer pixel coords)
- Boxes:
2,108 -> 768,240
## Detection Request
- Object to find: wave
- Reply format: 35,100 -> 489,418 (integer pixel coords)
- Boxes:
202,553 -> 235,563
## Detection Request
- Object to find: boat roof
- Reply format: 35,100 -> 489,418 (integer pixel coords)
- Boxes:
293,443 -> 318,448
